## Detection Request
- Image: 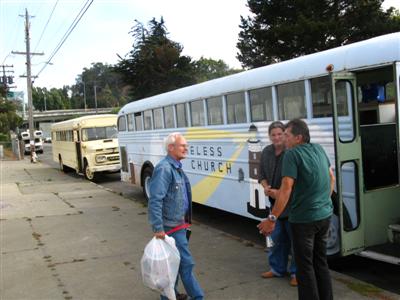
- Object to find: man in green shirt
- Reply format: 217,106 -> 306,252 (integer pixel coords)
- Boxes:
258,119 -> 335,300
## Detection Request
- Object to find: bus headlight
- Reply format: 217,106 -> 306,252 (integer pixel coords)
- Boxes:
96,155 -> 107,163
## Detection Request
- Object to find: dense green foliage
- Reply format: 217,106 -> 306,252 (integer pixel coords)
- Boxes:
32,86 -> 70,110
115,18 -> 197,100
237,0 -> 400,68
70,62 -> 128,110
0,97 -> 23,136
193,57 -> 241,83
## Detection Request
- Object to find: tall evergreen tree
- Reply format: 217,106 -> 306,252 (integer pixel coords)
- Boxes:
237,0 -> 400,68
115,17 -> 196,100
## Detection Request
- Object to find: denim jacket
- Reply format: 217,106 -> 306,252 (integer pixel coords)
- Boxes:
148,155 -> 192,233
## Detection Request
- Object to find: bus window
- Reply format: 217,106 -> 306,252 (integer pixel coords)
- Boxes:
127,114 -> 134,131
341,161 -> 359,231
118,116 -> 126,131
144,110 -> 153,130
176,103 -> 187,128
153,108 -> 163,129
311,76 -> 332,118
82,126 -> 118,141
277,81 -> 306,120
134,112 -> 143,131
106,125 -> 118,139
335,80 -> 353,142
164,105 -> 175,128
207,96 -> 223,125
66,130 -> 73,141
385,81 -> 395,100
227,92 -> 246,124
190,100 -> 205,127
249,86 -> 273,122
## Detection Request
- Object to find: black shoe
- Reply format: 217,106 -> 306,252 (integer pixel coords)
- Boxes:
176,293 -> 188,300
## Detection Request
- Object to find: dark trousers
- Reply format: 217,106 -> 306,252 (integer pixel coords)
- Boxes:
290,217 -> 333,300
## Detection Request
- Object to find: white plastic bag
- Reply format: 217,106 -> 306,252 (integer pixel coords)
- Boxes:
141,235 -> 180,300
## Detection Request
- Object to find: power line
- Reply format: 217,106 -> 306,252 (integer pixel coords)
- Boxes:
35,0 -> 94,78
33,0 -> 59,54
1,3 -> 24,63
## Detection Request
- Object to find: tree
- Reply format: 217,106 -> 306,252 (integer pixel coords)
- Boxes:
0,98 -> 23,135
115,17 -> 197,100
193,57 -> 242,83
32,86 -> 70,110
237,0 -> 400,68
72,62 -> 126,109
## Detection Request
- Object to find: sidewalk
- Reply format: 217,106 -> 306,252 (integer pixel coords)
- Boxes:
1,159 -> 398,300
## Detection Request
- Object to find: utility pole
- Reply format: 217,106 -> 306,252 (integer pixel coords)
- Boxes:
93,84 -> 98,114
12,9 -> 43,163
82,81 -> 87,111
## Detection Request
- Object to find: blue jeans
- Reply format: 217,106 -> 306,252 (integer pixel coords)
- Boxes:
290,217 -> 333,300
161,227 -> 204,300
269,218 -> 297,276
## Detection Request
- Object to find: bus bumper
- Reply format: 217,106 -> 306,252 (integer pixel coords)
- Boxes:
92,164 -> 121,173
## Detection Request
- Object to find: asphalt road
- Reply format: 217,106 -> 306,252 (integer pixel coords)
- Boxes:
38,143 -> 400,296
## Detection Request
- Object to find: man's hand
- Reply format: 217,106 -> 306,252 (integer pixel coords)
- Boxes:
263,185 -> 271,196
266,188 -> 278,199
257,219 -> 275,236
154,231 -> 166,239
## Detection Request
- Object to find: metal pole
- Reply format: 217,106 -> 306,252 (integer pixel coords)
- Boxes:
44,93 -> 46,111
94,84 -> 98,114
83,81 -> 87,111
24,9 -> 36,163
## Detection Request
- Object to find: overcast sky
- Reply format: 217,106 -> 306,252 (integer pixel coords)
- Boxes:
1,0 -> 399,102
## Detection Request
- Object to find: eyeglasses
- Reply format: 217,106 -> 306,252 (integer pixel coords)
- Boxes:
175,144 -> 188,148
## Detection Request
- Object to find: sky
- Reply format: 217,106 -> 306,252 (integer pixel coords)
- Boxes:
1,0 -> 399,103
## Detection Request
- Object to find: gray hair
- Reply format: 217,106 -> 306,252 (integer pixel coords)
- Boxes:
164,132 -> 182,152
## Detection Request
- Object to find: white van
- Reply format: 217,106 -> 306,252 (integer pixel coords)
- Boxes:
21,130 -> 44,154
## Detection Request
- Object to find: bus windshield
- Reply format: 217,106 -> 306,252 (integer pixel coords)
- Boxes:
82,126 -> 118,141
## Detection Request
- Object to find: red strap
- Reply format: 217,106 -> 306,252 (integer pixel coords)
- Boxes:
166,223 -> 190,235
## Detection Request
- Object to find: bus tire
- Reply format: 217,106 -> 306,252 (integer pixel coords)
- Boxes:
327,192 -> 352,257
59,156 -> 69,173
142,167 -> 153,201
84,161 -> 97,182
327,213 -> 340,257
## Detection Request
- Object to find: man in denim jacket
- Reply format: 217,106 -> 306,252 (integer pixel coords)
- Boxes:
148,132 -> 204,300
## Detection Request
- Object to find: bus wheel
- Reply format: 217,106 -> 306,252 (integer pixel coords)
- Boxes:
142,167 -> 153,201
59,156 -> 67,172
84,161 -> 97,181
326,213 -> 340,256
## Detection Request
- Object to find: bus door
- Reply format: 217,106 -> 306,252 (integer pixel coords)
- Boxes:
330,72 -> 365,256
75,130 -> 83,173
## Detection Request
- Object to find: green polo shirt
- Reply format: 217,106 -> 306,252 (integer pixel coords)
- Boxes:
282,143 -> 333,223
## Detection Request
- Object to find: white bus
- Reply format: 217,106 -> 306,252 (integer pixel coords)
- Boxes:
51,114 -> 120,181
117,33 -> 400,263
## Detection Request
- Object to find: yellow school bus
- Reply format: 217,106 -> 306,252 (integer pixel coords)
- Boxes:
51,114 -> 120,181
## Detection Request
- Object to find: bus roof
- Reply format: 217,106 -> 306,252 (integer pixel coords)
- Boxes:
51,114 -> 117,131
119,32 -> 400,115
